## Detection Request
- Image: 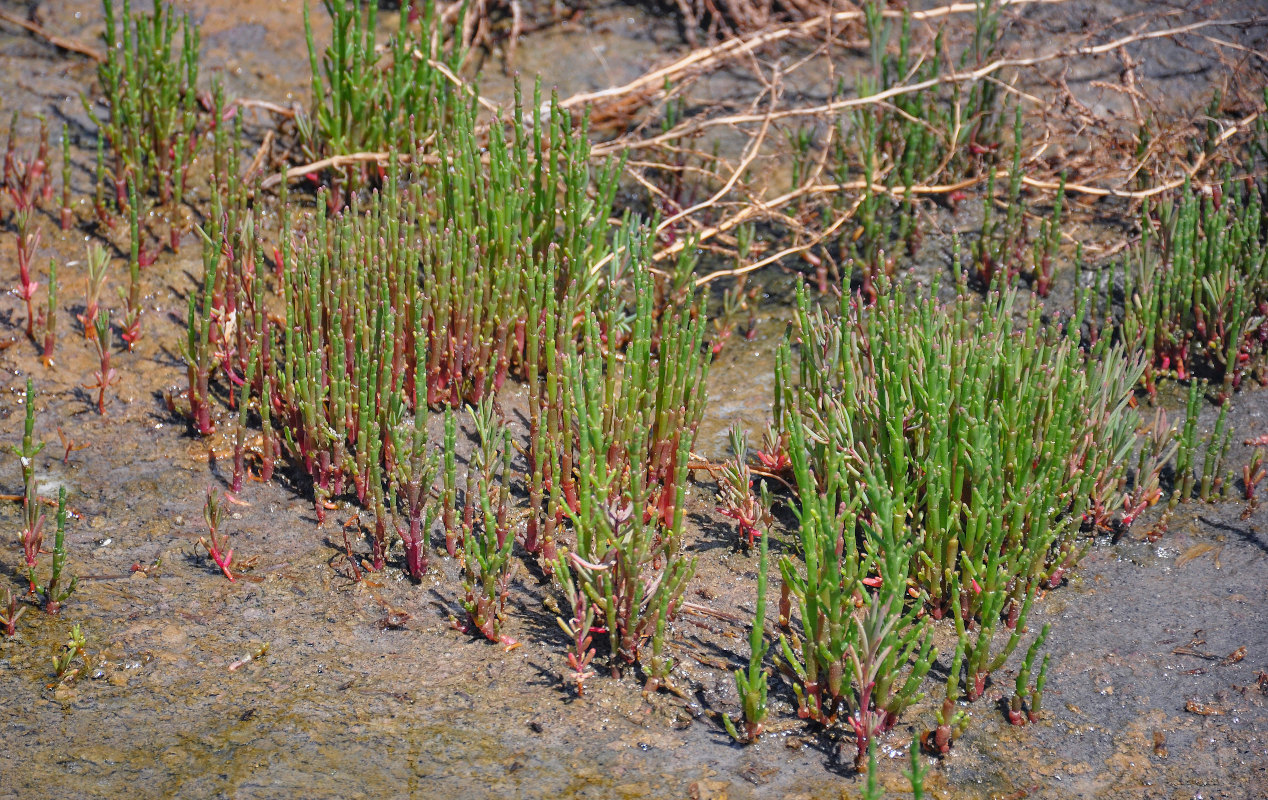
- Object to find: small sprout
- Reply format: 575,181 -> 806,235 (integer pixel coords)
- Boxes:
51,623 -> 87,682
555,575 -> 597,697
715,426 -> 773,549
0,586 -> 27,637
85,310 -> 118,415
228,641 -> 269,671
41,257 -> 57,366
78,243 -> 111,340
197,487 -> 236,582
56,427 -> 90,464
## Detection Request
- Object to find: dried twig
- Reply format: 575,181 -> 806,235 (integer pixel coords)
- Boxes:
0,9 -> 104,62
592,17 -> 1264,156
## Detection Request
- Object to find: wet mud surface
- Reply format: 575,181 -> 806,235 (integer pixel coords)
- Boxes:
0,1 -> 1266,798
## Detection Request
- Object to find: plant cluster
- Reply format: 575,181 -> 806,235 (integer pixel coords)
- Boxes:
12,380 -> 77,614
16,0 -> 1257,777
821,0 -> 1016,299
92,0 -> 201,218
768,273 -> 1150,760
184,83 -> 618,542
1114,180 -> 1268,398
183,59 -> 715,685
969,111 -> 1067,295
3,115 -> 61,350
555,257 -> 709,688
300,0 -> 464,200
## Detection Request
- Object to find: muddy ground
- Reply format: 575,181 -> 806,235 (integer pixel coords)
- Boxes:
0,1 -> 1266,798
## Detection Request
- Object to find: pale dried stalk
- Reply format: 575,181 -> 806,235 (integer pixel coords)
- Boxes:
592,17 -> 1263,157
556,0 -> 1070,113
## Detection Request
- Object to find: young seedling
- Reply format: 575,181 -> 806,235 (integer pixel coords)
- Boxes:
86,311 -> 118,415
32,488 -> 77,614
555,572 -> 598,697
41,257 -> 57,366
78,243 -> 111,339
59,123 -> 72,231
1,586 -> 27,637
753,420 -> 791,477
51,623 -> 87,682
13,208 -> 42,342
13,378 -> 46,594
715,426 -> 773,549
56,428 -> 90,464
197,487 -> 236,582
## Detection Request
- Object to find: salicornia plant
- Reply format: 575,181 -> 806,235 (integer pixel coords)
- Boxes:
715,426 -> 772,549
300,0 -> 463,199
197,487 -> 236,582
32,488 -> 77,614
723,526 -> 771,743
93,0 -> 201,210
13,378 -> 46,595
183,84 -> 621,568
1118,180 -> 1267,398
455,399 -> 518,648
773,267 -> 1146,752
0,587 -> 26,637
1009,622 -> 1051,725
557,257 -> 709,688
